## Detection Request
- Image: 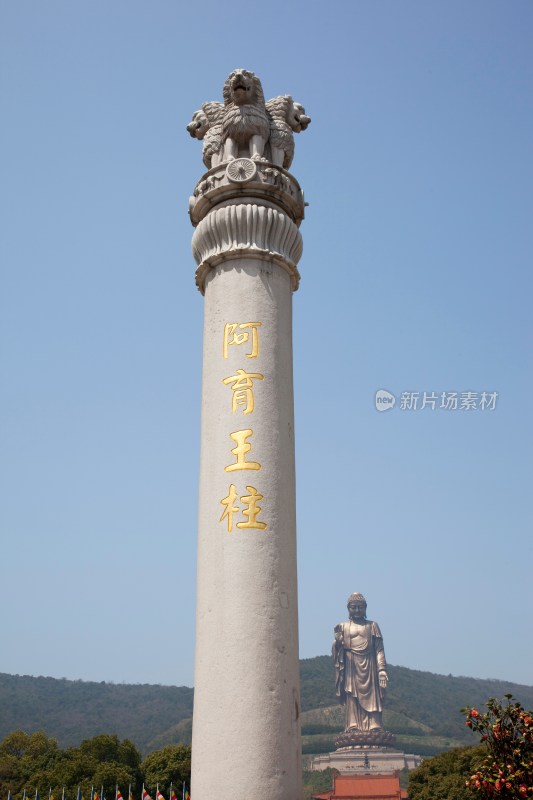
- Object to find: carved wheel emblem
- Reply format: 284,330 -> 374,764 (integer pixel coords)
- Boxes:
226,158 -> 257,184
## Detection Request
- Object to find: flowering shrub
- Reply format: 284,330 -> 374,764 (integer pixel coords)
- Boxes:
462,695 -> 533,798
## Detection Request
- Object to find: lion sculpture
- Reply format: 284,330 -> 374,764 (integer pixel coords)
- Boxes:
265,95 -> 311,169
222,68 -> 271,161
186,101 -> 225,169
187,69 -> 311,170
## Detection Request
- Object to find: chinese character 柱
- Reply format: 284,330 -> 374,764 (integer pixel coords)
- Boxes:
219,484 -> 267,532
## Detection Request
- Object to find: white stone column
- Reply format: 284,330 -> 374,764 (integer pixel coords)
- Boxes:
189,161 -> 305,800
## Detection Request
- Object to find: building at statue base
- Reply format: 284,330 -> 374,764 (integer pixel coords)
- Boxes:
310,748 -> 422,773
312,772 -> 407,800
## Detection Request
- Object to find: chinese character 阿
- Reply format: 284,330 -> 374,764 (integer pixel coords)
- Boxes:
225,429 -> 261,472
223,322 -> 262,359
223,368 -> 264,415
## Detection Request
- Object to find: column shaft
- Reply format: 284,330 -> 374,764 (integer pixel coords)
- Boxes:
192,256 -> 301,800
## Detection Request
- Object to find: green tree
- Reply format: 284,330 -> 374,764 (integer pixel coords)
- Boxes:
141,746 -> 191,794
302,768 -> 337,800
408,745 -> 486,800
462,695 -> 533,798
0,730 -> 60,798
75,734 -> 142,797
0,731 -> 142,800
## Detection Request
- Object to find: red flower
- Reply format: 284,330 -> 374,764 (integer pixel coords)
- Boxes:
471,709 -> 480,718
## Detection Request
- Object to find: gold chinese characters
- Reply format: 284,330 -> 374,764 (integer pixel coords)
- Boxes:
220,484 -> 267,532
222,369 -> 264,415
220,322 -> 267,532
225,429 -> 261,472
223,322 -> 262,359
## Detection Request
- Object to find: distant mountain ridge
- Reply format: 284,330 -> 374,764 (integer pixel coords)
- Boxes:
0,673 -> 193,755
1,658 -> 531,757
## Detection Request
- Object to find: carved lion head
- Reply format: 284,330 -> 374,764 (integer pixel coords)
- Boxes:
266,96 -> 311,133
186,109 -> 209,140
223,68 -> 265,108
293,102 -> 311,132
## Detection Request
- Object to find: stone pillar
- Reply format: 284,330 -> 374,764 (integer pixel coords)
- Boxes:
187,70 -> 310,800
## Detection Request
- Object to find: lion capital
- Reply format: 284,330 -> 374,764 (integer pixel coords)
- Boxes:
187,69 -> 310,171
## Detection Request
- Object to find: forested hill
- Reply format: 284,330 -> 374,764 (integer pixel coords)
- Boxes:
1,659 -> 532,756
0,674 -> 193,755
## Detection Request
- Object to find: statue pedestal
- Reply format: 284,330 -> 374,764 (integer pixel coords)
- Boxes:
334,728 -> 396,748
309,747 -> 422,774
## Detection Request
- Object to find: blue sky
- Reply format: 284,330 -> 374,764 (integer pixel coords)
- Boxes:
1,1 -> 532,690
